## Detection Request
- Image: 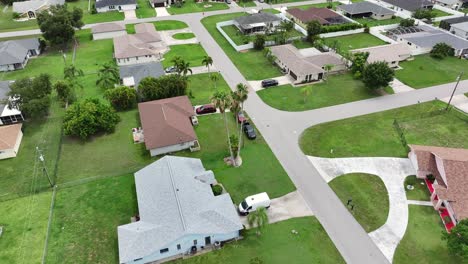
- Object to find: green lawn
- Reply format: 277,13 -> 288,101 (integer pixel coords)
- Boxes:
0,191 -> 52,264
257,73 -> 379,111
222,25 -> 249,46
431,9 -> 452,18
354,16 -> 402,27
395,55 -> 468,88
163,44 -> 209,68
0,4 -> 39,33
238,0 -> 257,7
67,0 -> 125,24
175,217 -> 344,264
46,174 -> 137,264
172,32 -> 195,39
295,2 -> 341,10
404,176 -> 430,201
292,39 -> 314,49
135,0 -> 156,18
324,33 -> 387,54
202,13 -> 281,80
188,73 -> 231,105
393,205 -> 460,264
126,20 -> 189,33
167,2 -> 228,15
300,100 -> 468,158
329,173 -> 389,233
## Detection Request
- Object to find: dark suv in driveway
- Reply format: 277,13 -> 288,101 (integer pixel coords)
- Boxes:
196,104 -> 217,115
243,122 -> 256,140
261,79 -> 279,88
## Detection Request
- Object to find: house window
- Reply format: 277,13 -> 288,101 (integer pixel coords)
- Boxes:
160,248 -> 169,254
109,5 -> 115,9
136,57 -> 139,60
391,61 -> 396,64
193,239 -> 197,245
177,244 -> 181,250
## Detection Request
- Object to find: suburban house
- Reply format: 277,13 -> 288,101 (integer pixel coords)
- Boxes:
0,38 -> 41,72
92,23 -> 127,40
351,43 -> 412,68
138,96 -> 200,156
113,23 -> 168,66
119,62 -> 165,88
12,0 -> 65,20
434,0 -> 468,10
117,156 -> 243,264
440,16 -> 468,30
270,44 -> 346,84
337,1 -> 395,20
380,0 -> 434,12
0,81 -> 24,126
449,21 -> 468,40
95,0 -> 137,13
286,7 -> 348,28
387,25 -> 468,56
0,123 -> 23,160
233,12 -> 282,35
409,145 -> 468,232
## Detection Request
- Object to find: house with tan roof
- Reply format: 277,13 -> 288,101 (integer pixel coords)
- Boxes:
286,7 -> 348,29
269,44 -> 346,84
138,96 -> 199,156
409,145 -> 468,232
0,123 -> 23,160
92,23 -> 127,40
113,23 -> 168,66
351,43 -> 412,68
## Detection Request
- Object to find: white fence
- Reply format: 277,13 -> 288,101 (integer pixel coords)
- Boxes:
319,28 -> 365,38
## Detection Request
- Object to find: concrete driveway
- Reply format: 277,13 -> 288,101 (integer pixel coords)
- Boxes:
248,75 -> 293,91
390,78 -> 414,94
240,191 -> 313,228
124,10 -> 137,20
155,7 -> 170,17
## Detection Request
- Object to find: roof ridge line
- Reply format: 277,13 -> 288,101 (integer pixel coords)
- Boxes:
166,157 -> 187,231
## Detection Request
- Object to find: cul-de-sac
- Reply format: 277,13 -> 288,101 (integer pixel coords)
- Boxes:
0,0 -> 467,263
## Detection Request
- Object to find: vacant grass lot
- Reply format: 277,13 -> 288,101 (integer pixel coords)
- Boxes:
188,73 -> 231,105
0,191 -> 52,263
175,217 -> 344,264
404,176 -> 430,201
300,101 -> 468,158
329,173 -> 389,233
202,13 -> 282,80
163,44 -> 209,68
395,55 -> 468,88
257,73 -> 378,111
354,17 -> 402,27
136,0 -> 156,18
393,205 -> 460,264
324,33 -> 387,54
167,2 -> 228,15
172,32 -> 195,39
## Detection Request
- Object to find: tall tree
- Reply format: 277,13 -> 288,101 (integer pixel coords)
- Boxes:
8,74 -> 52,118
139,75 -> 188,102
323,64 -> 334,82
54,80 -> 75,108
104,86 -> 137,111
362,62 -> 395,90
172,58 -> 192,77
211,91 -> 235,165
234,83 -> 248,162
247,207 -> 269,236
350,52 -> 369,79
306,21 -> 322,44
210,72 -> 219,90
443,219 -> 468,259
201,56 -> 213,76
36,5 -> 83,46
63,64 -> 84,94
96,62 -> 120,89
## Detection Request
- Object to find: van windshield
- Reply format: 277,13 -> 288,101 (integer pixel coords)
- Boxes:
241,200 -> 248,210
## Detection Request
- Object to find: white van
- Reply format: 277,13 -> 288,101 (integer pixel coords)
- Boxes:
238,192 -> 271,215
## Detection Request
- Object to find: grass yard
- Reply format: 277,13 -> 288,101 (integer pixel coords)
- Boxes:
324,33 -> 387,54
163,44 -> 209,68
300,100 -> 468,158
222,25 -> 249,46
172,32 -> 195,39
0,191 -> 52,264
404,176 -> 430,201
136,0 -> 156,18
354,16 -> 402,27
393,205 -> 460,264
167,2 -> 229,15
46,174 -> 137,264
67,0 -> 124,24
0,4 -> 39,33
294,2 -> 341,10
202,13 -> 282,80
174,217 -> 344,264
431,9 -> 452,17
187,73 -> 231,105
257,73 -> 379,111
395,55 -> 468,88
329,173 -> 389,233
238,0 -> 257,7
126,20 -> 188,33
292,39 -> 314,49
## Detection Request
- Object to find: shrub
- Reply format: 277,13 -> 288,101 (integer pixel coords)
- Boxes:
443,219 -> 468,259
364,26 -> 370,33
253,34 -> 265,50
427,174 -> 435,183
12,12 -> 20,19
104,86 -> 137,111
362,61 -> 395,90
320,23 -> 363,33
430,42 -> 454,59
399,18 -> 415,27
139,74 -> 188,102
211,185 -> 223,196
91,4 -> 97,14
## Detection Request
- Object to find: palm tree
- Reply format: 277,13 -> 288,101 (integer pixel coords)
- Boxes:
234,83 -> 248,161
201,55 -> 213,76
96,62 -> 119,89
210,72 -> 219,90
300,86 -> 312,104
211,91 -> 235,165
63,64 -> 84,80
247,207 -> 269,236
176,59 -> 192,77
323,64 -> 334,82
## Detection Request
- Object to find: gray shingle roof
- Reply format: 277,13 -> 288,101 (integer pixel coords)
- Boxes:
0,81 -> 12,111
117,156 -> 242,263
12,0 -> 65,14
381,0 -> 433,12
404,29 -> 468,50
451,21 -> 468,32
234,12 -> 281,26
119,62 -> 164,88
338,1 -> 395,16
91,22 -> 126,34
95,0 -> 136,8
0,38 -> 39,66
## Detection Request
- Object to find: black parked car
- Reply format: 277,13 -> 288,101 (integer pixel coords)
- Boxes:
261,79 -> 279,88
243,122 -> 256,140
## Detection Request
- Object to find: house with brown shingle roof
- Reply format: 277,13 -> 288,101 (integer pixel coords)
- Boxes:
286,7 -> 348,29
0,123 -> 23,160
138,96 -> 200,156
409,145 -> 468,232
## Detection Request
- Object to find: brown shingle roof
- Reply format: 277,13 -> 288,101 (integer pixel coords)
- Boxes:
0,123 -> 22,150
113,23 -> 165,59
91,22 -> 126,34
138,96 -> 197,150
286,7 -> 341,24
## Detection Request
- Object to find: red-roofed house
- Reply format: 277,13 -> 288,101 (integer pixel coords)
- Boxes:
286,7 -> 347,29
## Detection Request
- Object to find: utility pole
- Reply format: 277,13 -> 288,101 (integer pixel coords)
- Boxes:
36,147 -> 54,187
445,72 -> 463,111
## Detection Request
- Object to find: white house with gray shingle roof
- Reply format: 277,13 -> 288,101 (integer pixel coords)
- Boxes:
233,12 -> 282,35
95,0 -> 137,13
118,156 -> 242,264
337,1 -> 395,20
0,38 -> 40,72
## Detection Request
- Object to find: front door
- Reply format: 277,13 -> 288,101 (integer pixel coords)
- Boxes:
205,236 -> 211,245
28,11 -> 35,19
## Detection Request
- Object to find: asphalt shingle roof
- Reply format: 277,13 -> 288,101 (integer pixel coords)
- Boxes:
234,12 -> 281,26
119,62 -> 164,88
381,0 -> 433,12
338,1 -> 395,16
0,38 -> 39,66
95,0 -> 136,8
12,0 -> 65,14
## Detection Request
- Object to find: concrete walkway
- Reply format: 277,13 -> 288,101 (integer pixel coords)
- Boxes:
390,78 -> 414,94
441,94 -> 468,114
240,191 -> 314,228
308,156 -> 416,263
155,7 -> 170,17
124,10 -> 137,20
407,200 -> 432,206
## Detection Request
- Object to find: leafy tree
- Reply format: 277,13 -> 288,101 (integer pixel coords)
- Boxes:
362,62 -> 395,90
275,20 -> 295,44
211,90 -> 235,165
247,207 -> 269,236
63,98 -> 120,139
306,21 -> 322,44
300,86 -> 312,104
413,9 -> 436,20
36,5 -> 83,46
8,74 -> 52,118
104,86 -> 137,111
96,62 -> 120,89
210,72 -> 220,90
350,52 -> 369,79
253,34 -> 266,50
323,64 -> 334,82
139,75 -> 188,101
326,0 -> 333,8
64,64 -> 84,80
53,80 -> 75,107
399,18 -> 415,27
430,43 -> 455,59
443,219 -> 468,259
201,56 -> 213,76
171,57 -> 192,77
